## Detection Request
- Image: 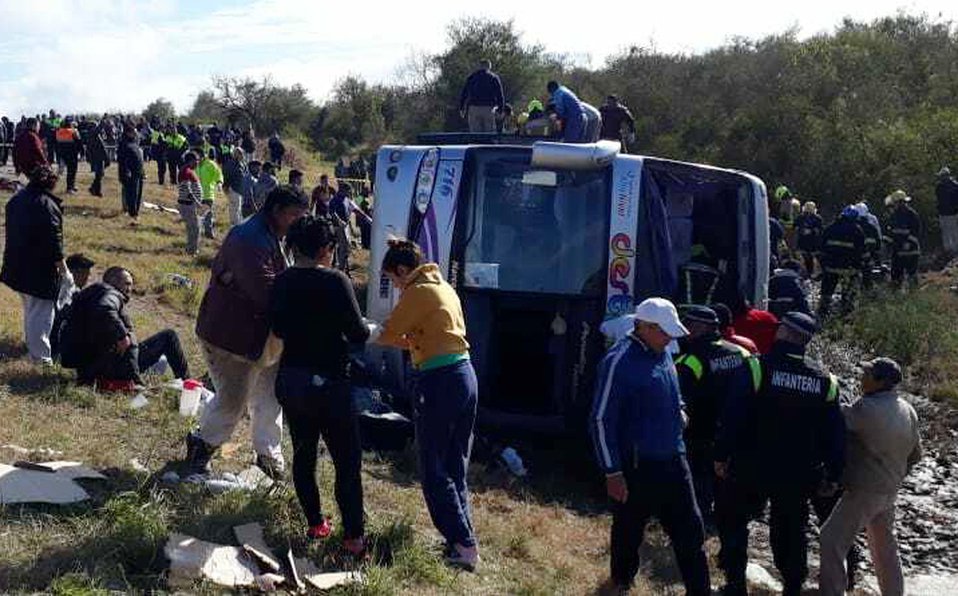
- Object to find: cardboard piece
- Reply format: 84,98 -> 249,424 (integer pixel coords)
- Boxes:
233,523 -> 282,573
0,463 -> 90,504
164,533 -> 259,588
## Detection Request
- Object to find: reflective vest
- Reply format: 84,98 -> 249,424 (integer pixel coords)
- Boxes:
168,134 -> 187,150
55,128 -> 77,143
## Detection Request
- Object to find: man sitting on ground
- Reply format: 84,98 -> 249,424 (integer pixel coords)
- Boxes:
51,253 -> 95,361
60,266 -> 189,389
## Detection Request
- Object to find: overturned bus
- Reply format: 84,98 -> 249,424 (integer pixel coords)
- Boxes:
365,136 -> 770,434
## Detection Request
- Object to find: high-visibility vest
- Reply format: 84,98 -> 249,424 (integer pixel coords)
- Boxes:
151,130 -> 164,144
168,134 -> 187,150
55,128 -> 77,143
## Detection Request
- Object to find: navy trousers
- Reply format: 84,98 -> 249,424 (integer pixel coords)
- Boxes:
414,360 -> 478,548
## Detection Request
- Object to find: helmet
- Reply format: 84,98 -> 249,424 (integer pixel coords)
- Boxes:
802,201 -> 817,214
854,202 -> 870,216
884,189 -> 911,206
527,99 -> 544,113
774,185 -> 791,200
841,206 -> 859,219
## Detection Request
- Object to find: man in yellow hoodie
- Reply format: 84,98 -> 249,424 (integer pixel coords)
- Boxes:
197,150 -> 223,240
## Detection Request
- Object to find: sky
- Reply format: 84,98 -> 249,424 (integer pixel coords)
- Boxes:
0,0 -> 956,117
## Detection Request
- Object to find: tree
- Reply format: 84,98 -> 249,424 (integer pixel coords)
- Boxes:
188,91 -> 222,123
142,98 -> 176,123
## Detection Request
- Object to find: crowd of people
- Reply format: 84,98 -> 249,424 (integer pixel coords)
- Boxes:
457,60 -> 637,149
0,96 -> 941,592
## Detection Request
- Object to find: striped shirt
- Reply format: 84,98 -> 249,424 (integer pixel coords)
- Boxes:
178,166 -> 201,205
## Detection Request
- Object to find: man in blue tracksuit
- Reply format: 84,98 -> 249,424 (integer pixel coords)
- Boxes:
714,312 -> 846,596
590,297 -> 710,595
547,81 -> 589,143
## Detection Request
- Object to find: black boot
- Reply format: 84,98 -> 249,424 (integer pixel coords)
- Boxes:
185,431 -> 217,476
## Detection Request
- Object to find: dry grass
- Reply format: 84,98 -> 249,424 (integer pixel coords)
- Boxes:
0,148 -> 690,594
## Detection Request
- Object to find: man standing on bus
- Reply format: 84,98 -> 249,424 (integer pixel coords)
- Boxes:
591,297 -> 710,595
458,60 -> 504,133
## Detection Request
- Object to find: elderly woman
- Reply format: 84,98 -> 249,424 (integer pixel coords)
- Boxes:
0,165 -> 67,364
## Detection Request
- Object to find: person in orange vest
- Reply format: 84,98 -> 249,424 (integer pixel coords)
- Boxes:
56,117 -> 83,194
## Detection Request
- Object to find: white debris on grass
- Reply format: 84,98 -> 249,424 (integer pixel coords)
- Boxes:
233,522 -> 282,573
164,533 -> 259,588
0,463 -> 91,504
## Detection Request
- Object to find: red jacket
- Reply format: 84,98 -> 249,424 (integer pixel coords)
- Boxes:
733,308 -> 780,354
13,130 -> 47,175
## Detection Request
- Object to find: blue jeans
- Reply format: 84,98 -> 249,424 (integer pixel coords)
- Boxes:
414,360 -> 478,547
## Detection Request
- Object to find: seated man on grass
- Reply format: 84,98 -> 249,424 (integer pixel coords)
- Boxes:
60,266 -> 189,390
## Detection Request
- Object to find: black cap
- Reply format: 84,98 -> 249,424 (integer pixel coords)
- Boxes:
712,303 -> 733,328
780,311 -> 819,338
66,253 -> 95,270
680,305 -> 719,326
862,357 -> 903,386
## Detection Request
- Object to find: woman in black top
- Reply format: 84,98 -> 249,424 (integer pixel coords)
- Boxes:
269,215 -> 369,556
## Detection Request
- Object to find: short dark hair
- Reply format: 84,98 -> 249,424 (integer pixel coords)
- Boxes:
382,238 -> 423,274
262,184 -> 309,214
182,151 -> 198,164
26,117 -> 38,129
547,81 -> 559,93
286,214 -> 338,259
103,266 -> 130,287
288,169 -> 304,184
66,253 -> 95,270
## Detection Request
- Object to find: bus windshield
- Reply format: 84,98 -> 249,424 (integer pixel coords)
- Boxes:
463,153 -> 608,295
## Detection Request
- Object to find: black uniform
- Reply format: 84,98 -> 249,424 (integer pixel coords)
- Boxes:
675,332 -> 758,524
795,212 -> 824,276
118,138 -> 145,218
887,203 -> 922,287
768,269 -> 811,319
86,130 -> 110,197
858,214 -> 883,289
819,216 -> 865,316
715,338 -> 845,596
599,101 -> 636,151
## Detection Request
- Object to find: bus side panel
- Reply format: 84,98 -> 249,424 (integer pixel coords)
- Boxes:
605,156 -> 644,320
368,146 -> 431,322
746,177 -> 770,307
414,158 -> 464,280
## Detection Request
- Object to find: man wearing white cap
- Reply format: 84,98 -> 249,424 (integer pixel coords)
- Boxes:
590,297 -> 710,595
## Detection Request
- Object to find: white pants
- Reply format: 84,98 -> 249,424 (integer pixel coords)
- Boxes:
19,293 -> 55,364
940,214 -> 958,254
197,340 -> 284,464
227,189 -> 243,226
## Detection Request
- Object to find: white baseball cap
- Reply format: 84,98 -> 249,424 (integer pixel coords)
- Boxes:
634,297 -> 690,338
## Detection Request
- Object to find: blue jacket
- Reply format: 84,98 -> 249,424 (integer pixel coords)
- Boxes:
459,69 -> 504,110
551,85 -> 585,120
590,335 -> 686,474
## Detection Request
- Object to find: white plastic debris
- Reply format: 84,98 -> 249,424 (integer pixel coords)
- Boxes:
129,393 -> 149,410
233,523 -> 282,573
164,533 -> 259,588
0,463 -> 90,504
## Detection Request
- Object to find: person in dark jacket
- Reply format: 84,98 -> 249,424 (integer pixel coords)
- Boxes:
151,127 -> 168,184
819,207 -> 866,317
55,118 -> 83,194
714,312 -> 845,596
267,133 -> 286,169
458,59 -> 504,133
241,129 -> 256,158
885,190 -> 923,289
51,253 -> 95,361
117,125 -> 145,223
599,95 -> 637,151
769,216 -> 785,269
59,266 -> 188,386
675,306 -> 759,527
186,185 -> 309,479
768,260 -> 811,319
854,202 -> 883,289
269,215 -> 369,556
0,165 -> 66,364
86,123 -> 110,197
13,118 -> 48,176
222,147 -> 250,227
590,298 -> 710,595
795,201 -> 823,278
935,167 -> 958,255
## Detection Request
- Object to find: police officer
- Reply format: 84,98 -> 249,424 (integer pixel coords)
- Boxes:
675,306 -> 759,527
795,201 -> 823,278
165,125 -> 188,185
768,260 -> 811,319
714,312 -> 845,596
819,207 -> 866,317
151,126 -> 168,184
885,189 -> 922,289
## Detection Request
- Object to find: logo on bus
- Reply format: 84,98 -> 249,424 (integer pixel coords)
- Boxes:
607,232 -> 634,316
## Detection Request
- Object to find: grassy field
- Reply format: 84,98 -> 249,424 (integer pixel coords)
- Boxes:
0,151 -> 688,595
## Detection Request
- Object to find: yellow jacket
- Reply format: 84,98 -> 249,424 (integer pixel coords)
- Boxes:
377,263 -> 470,368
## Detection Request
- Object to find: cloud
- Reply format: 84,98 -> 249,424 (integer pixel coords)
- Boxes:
0,0 -> 955,117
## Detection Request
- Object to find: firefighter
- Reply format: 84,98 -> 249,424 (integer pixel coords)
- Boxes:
885,190 -> 922,289
55,117 -> 82,194
768,259 -> 811,319
675,305 -> 759,527
775,185 -> 801,252
855,202 -> 883,289
714,312 -> 845,596
819,207 -> 866,317
795,201 -> 823,278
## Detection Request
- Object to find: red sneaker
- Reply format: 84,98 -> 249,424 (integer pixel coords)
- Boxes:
307,518 -> 333,540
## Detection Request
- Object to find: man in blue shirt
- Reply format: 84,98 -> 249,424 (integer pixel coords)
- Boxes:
547,81 -> 588,143
591,297 -> 710,595
459,60 -> 505,133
